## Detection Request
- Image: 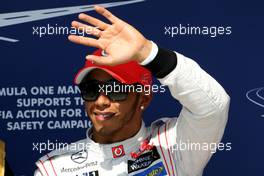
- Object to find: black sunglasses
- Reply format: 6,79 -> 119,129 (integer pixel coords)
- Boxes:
79,79 -> 132,101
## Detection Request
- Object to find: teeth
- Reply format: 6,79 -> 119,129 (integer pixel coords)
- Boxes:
94,112 -> 115,120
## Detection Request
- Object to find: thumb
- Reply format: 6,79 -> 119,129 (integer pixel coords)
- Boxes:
86,55 -> 115,66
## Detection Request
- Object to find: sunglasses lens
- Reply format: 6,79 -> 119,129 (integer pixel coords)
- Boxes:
105,80 -> 129,101
79,82 -> 99,101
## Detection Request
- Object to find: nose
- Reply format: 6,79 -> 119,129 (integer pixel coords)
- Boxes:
94,93 -> 111,109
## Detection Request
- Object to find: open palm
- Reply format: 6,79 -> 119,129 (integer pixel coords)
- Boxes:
68,6 -> 150,66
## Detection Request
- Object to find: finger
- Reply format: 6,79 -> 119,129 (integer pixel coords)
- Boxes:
78,13 -> 109,30
68,35 -> 102,48
71,21 -> 101,37
86,55 -> 116,66
94,5 -> 119,24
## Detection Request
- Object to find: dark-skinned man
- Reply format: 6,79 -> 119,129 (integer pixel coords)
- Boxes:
35,6 -> 230,176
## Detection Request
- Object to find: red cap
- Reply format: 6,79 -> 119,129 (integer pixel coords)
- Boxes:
74,49 -> 152,86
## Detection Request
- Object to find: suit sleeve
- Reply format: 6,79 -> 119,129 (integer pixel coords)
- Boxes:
145,46 -> 230,175
34,159 -> 49,176
34,169 -> 43,176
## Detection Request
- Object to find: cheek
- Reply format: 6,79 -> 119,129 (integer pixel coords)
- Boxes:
110,103 -> 121,114
118,102 -> 131,113
84,102 -> 93,116
118,96 -> 139,114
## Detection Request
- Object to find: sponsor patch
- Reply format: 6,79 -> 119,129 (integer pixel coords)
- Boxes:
71,150 -> 88,164
133,162 -> 167,176
128,146 -> 160,173
112,145 -> 125,158
61,161 -> 98,173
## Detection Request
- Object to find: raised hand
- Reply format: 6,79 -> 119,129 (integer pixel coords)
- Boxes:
68,6 -> 152,66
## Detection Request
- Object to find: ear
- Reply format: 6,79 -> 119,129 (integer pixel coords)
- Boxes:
139,92 -> 153,111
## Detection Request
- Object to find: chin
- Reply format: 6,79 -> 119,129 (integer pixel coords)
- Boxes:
91,118 -> 118,133
96,125 -> 118,136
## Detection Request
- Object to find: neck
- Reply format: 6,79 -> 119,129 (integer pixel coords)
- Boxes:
92,118 -> 142,144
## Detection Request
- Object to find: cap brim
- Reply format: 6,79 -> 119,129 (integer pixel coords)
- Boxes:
74,66 -> 127,85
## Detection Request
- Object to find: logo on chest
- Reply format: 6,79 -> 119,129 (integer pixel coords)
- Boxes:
112,145 -> 125,158
128,146 -> 160,173
133,162 -> 167,176
71,150 -> 88,164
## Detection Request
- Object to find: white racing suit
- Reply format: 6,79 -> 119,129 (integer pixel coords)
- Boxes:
34,51 -> 230,176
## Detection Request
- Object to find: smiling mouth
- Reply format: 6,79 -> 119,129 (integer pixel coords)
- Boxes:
93,112 -> 116,121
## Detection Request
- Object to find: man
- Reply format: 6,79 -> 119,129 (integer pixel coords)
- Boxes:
35,6 -> 230,176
